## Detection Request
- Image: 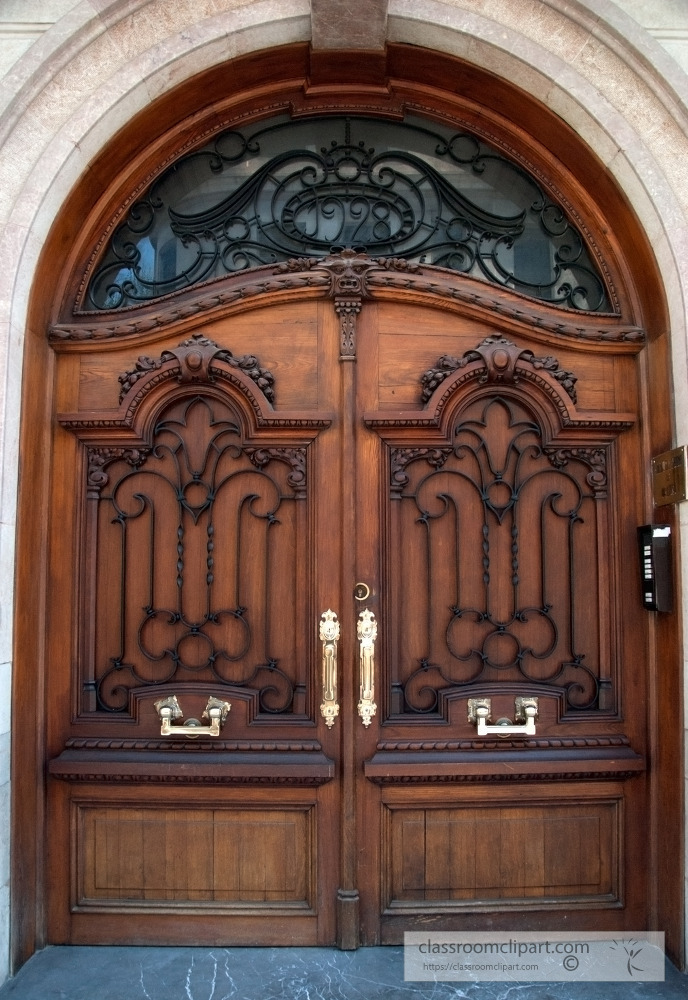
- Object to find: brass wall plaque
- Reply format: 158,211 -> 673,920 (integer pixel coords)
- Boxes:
652,446 -> 687,506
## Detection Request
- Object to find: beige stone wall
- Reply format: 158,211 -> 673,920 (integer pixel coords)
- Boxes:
4,1 -> 686,77
0,0 -> 687,982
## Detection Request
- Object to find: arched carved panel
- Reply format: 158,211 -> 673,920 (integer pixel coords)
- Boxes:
59,335 -> 329,720
368,337 -> 632,720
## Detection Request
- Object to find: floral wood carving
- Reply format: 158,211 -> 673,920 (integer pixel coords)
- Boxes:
390,447 -> 453,496
421,335 -> 578,405
545,447 -> 608,498
118,332 -> 275,403
87,447 -> 149,497
244,446 -> 308,498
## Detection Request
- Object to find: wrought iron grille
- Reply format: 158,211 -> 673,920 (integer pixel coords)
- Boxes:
390,396 -> 609,714
90,395 -> 303,713
86,115 -> 610,312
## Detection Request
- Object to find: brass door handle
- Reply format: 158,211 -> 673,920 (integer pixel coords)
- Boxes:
467,696 -> 538,736
154,695 -> 231,738
357,609 -> 377,727
319,610 -> 340,728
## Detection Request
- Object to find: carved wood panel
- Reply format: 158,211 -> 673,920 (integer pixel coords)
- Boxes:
87,393 -> 305,715
387,392 -> 612,716
58,332 -> 330,723
369,337 -> 628,721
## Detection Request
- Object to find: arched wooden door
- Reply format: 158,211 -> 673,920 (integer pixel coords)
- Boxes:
44,251 -> 649,946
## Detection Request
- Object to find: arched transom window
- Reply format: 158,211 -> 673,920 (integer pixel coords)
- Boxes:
86,114 -> 610,313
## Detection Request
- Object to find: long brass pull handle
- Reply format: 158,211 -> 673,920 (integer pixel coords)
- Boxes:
319,610 -> 340,728
357,609 -> 377,727
154,695 -> 231,738
467,697 -> 538,737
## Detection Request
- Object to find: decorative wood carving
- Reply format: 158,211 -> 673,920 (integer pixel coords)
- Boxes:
365,734 -> 645,782
87,447 -> 149,497
390,447 -> 452,496
58,333 -> 330,719
85,394 -> 310,713
64,738 -> 325,752
367,770 -> 643,784
58,775 -> 330,785
370,338 -> 629,719
375,735 -> 634,751
48,255 -> 646,348
244,446 -> 308,498
118,332 -> 275,403
334,298 -> 360,358
278,251 -> 420,359
546,447 -> 608,498
421,335 -> 578,404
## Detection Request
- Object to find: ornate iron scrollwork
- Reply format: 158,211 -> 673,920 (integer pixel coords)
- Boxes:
392,389 -> 609,715
92,394 -> 302,713
84,115 -> 610,313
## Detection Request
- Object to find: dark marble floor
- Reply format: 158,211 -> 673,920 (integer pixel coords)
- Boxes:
0,947 -> 684,1000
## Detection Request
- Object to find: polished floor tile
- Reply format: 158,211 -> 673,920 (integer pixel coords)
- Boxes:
0,947 -> 685,1000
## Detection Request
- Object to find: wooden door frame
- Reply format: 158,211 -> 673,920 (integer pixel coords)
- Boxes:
11,42 -> 683,970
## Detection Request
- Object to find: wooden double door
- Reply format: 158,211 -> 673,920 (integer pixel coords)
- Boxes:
46,259 -> 648,946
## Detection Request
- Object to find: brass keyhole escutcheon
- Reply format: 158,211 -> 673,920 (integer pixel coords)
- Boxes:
354,582 -> 370,601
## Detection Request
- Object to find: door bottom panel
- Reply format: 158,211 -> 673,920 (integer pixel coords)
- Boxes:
74,801 -> 315,913
374,781 -> 640,935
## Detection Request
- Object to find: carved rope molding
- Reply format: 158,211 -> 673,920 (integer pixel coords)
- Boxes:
49,255 -> 646,347
65,738 -> 325,751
